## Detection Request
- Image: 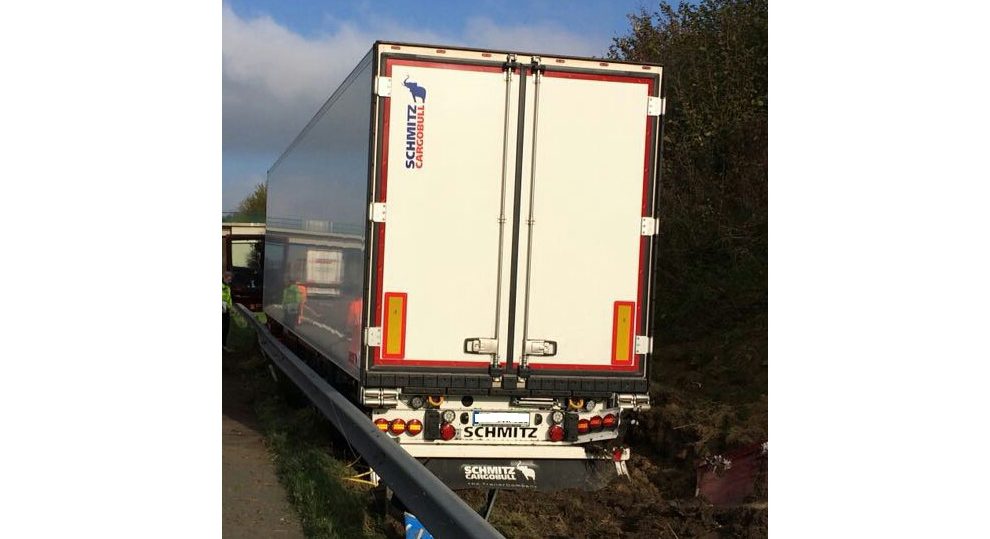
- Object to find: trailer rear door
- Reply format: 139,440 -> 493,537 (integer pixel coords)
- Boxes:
512,68 -> 659,375
371,56 -> 517,369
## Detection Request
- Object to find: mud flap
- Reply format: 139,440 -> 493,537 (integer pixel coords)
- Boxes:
420,457 -> 626,491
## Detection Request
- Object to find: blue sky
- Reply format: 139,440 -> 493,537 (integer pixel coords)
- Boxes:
223,0 -> 660,212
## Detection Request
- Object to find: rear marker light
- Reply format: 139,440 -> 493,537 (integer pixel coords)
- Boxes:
602,414 -> 618,429
577,419 -> 590,434
589,416 -> 603,431
613,447 -> 625,461
548,425 -> 565,442
389,418 -> 406,435
406,419 -> 423,436
374,418 -> 389,432
440,423 -> 456,441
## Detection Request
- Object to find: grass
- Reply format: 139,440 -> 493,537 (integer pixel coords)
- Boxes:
226,311 -> 391,539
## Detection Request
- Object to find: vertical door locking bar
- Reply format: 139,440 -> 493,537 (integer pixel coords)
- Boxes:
486,54 -> 517,373
519,57 -> 545,371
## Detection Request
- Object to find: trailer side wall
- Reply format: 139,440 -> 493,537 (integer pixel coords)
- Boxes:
263,51 -> 374,379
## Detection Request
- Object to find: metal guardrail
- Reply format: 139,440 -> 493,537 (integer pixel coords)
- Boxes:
234,305 -> 505,539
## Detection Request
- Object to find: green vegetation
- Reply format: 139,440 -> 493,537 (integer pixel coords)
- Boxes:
226,314 -> 389,539
610,0 -> 768,459
224,182 -> 267,223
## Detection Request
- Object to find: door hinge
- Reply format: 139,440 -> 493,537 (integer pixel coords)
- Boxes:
369,202 -> 387,223
641,216 -> 659,236
647,96 -> 665,116
375,76 -> 392,97
635,336 -> 652,355
364,327 -> 382,347
524,340 -> 557,356
464,338 -> 498,354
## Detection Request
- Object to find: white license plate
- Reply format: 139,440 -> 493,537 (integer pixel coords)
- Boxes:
472,411 -> 530,426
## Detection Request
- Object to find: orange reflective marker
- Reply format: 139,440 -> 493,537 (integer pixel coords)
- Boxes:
612,301 -> 635,364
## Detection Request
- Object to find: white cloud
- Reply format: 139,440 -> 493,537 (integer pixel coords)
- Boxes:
462,17 -> 605,58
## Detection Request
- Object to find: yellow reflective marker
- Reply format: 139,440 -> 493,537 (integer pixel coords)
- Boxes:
383,292 -> 407,358
612,301 -> 635,364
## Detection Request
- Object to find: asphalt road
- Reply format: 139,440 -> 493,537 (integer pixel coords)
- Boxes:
223,350 -> 304,538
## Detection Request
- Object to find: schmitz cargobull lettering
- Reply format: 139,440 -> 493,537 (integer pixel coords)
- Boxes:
462,426 -> 538,439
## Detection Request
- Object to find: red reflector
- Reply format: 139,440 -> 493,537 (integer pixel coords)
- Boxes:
602,414 -> 618,429
548,425 -> 565,442
577,419 -> 589,434
374,418 -> 389,432
389,418 -> 406,435
440,423 -> 456,441
589,416 -> 603,431
613,448 -> 625,461
407,419 -> 423,436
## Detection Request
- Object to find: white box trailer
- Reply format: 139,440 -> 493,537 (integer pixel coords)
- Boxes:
264,42 -> 663,491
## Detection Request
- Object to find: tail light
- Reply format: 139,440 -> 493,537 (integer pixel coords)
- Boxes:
577,418 -> 590,434
407,419 -> 423,436
589,416 -> 603,431
602,413 -> 618,429
440,423 -> 456,441
548,424 -> 565,442
374,418 -> 389,432
389,418 -> 406,435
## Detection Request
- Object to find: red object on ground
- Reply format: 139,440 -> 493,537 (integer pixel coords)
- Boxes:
696,441 -> 767,506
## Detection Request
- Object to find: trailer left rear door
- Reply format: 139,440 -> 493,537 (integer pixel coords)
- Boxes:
370,56 -> 518,370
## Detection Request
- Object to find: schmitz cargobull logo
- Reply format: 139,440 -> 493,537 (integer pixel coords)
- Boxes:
402,75 -> 426,169
462,461 -> 538,486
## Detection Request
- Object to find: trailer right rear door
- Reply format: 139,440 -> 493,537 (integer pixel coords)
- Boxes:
510,66 -> 660,377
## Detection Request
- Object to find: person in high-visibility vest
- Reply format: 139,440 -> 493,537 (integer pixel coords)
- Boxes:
283,281 -> 305,329
222,270 -> 233,352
